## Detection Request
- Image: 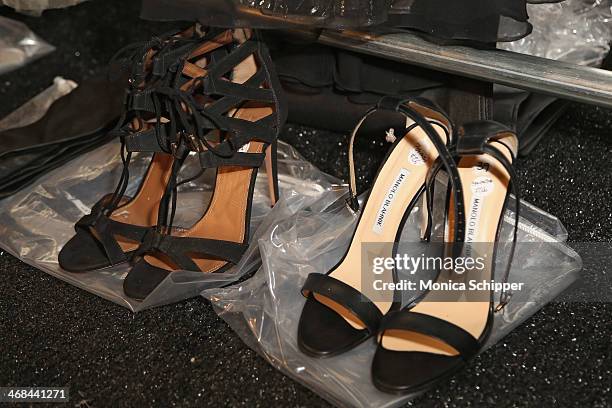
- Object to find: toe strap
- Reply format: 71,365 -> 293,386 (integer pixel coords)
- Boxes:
75,210 -> 150,266
301,273 -> 383,335
380,311 -> 480,360
136,229 -> 249,272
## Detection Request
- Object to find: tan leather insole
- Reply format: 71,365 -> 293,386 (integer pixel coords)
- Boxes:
313,125 -> 448,330
381,139 -> 516,355
109,153 -> 175,251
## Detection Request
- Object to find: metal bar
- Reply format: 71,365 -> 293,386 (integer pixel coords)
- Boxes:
316,29 -> 612,109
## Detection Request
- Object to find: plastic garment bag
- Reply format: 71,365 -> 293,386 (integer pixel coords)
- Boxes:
2,0 -> 90,15
141,0 -> 562,43
0,16 -> 54,74
501,0 -> 612,66
202,181 -> 581,407
0,139 -> 339,311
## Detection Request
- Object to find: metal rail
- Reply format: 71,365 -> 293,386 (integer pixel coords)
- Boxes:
316,29 -> 612,109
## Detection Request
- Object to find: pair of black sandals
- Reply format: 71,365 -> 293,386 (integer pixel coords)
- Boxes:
58,26 -> 286,300
297,96 -> 520,394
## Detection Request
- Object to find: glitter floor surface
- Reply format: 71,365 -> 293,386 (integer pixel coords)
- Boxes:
0,1 -> 610,407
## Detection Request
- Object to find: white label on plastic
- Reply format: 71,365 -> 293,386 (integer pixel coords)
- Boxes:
373,168 -> 410,235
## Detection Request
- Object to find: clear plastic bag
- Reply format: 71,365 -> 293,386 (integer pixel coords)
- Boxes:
0,76 -> 77,132
2,0 -> 90,15
501,0 -> 612,66
202,179 -> 582,407
0,16 -> 54,74
141,0 -> 392,28
0,140 -> 339,312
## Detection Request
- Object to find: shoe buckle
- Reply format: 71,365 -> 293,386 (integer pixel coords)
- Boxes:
345,195 -> 360,214
187,134 -> 203,152
495,291 -> 513,313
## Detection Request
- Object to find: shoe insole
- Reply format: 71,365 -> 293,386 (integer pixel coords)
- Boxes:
381,139 -> 516,356
314,124 -> 449,330
109,153 -> 175,251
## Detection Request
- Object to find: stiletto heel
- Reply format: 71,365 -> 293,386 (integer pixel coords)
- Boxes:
265,138 -> 280,206
297,96 -> 466,358
371,120 -> 520,394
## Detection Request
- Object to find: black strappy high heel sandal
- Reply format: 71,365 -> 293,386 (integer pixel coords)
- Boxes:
371,120 -> 520,394
296,96 -> 467,358
58,26 -> 234,272
122,29 -> 287,300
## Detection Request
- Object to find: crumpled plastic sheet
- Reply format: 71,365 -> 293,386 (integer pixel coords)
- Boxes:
0,139 -> 339,312
501,0 -> 612,66
0,76 -> 77,132
141,0 -> 390,28
0,16 -> 54,74
202,181 -> 582,407
2,0 -> 89,15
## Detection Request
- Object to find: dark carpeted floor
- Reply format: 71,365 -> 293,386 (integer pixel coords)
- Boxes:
0,1 -> 610,407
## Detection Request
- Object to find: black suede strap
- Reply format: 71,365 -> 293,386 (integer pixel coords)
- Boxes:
147,32 -> 284,171
127,88 -> 156,113
152,42 -> 200,77
457,121 -> 517,159
75,198 -> 151,266
136,229 -> 249,272
124,124 -> 173,153
380,311 -> 480,359
301,273 -> 383,334
168,39 -> 283,144
199,151 -> 265,168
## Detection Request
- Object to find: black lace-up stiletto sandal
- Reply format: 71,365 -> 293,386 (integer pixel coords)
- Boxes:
121,29 -> 286,300
371,121 -> 520,394
296,96 -> 467,358
58,26 -> 234,272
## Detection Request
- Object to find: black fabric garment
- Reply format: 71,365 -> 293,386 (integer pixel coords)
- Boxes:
268,38 -> 492,132
267,39 -> 569,156
387,0 -> 535,44
494,86 -> 570,156
0,77 -> 125,198
0,78 -> 124,157
495,49 -> 612,156
141,0 -> 562,43
141,0 -> 390,29
0,131 -> 112,199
